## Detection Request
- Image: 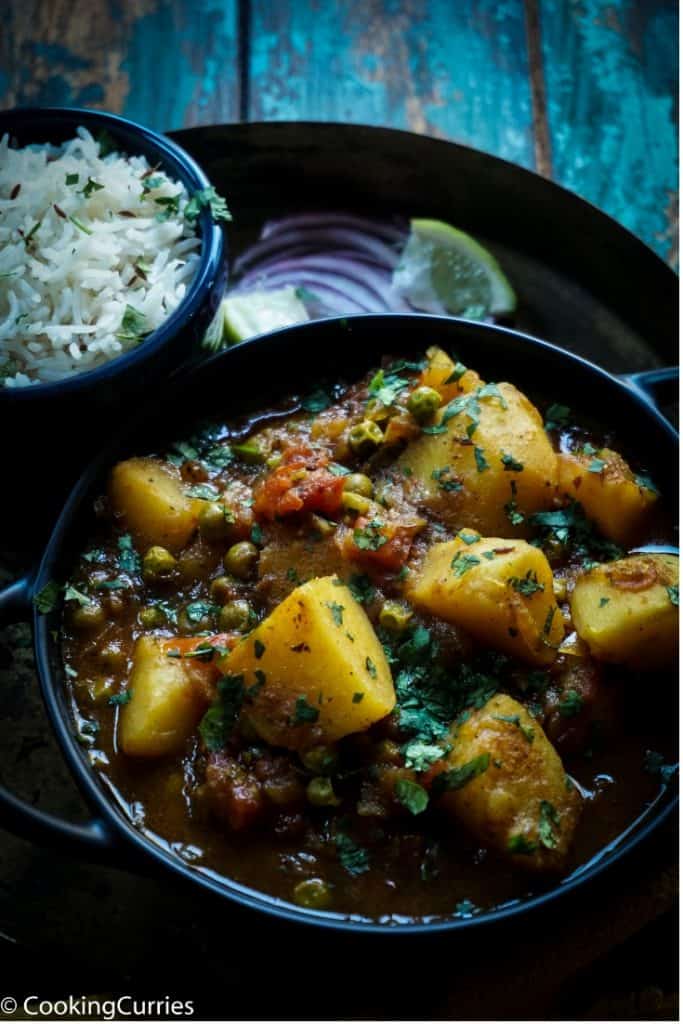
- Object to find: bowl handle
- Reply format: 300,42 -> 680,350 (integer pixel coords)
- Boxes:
620,366 -> 678,419
0,573 -> 120,863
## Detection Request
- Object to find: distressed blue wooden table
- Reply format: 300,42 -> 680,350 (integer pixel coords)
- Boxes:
0,2 -> 678,1018
0,0 -> 678,262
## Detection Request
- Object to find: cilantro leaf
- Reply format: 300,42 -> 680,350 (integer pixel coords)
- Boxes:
184,186 -> 232,224
198,674 -> 245,751
507,570 -> 544,596
539,799 -> 560,849
335,832 -> 369,876
432,753 -> 490,795
325,600 -> 345,626
116,304 -> 149,343
301,388 -> 332,413
117,533 -> 141,574
558,689 -> 584,717
395,778 -> 429,815
474,446 -> 489,473
544,403 -> 571,432
501,452 -> 524,472
353,519 -> 387,551
403,740 -> 446,772
292,695 -> 319,724
33,581 -> 61,613
451,552 -> 480,577
108,690 -> 132,706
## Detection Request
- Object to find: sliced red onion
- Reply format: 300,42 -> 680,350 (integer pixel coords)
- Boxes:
229,212 -> 411,317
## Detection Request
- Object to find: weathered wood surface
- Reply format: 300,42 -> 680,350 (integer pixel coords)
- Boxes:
0,0 -> 677,260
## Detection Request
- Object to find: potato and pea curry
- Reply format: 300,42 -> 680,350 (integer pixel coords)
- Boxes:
61,345 -> 678,919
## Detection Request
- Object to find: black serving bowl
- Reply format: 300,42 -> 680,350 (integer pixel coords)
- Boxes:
0,107 -> 226,541
0,315 -> 677,934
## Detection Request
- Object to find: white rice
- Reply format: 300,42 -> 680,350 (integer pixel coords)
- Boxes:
0,127 -> 201,386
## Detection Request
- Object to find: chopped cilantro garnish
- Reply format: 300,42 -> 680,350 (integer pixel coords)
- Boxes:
508,570 -> 544,596
328,462 -> 350,476
431,466 -> 462,492
403,739 -> 446,772
501,452 -> 524,472
64,585 -> 92,607
154,192 -> 182,221
432,753 -> 490,795
539,799 -> 560,849
643,749 -> 678,785
65,172 -> 79,186
588,458 -> 606,474
451,552 -> 480,577
108,690 -> 132,706
254,638 -> 266,659
394,778 -> 429,815
81,176 -> 104,198
116,304 -> 149,343
492,713 -> 534,743
185,601 -> 219,623
250,523 -> 264,546
544,403 -> 571,432
117,533 -> 140,574
635,472 -> 659,494
365,656 -> 377,678
69,215 -> 92,235
458,529 -> 481,546
368,368 -> 408,407
508,834 -> 538,854
184,186 -> 232,224
599,596 -> 610,607
666,585 -> 679,607
474,446 -> 489,473
199,674 -> 245,751
353,519 -> 387,551
301,387 -> 332,413
529,501 -> 623,561
292,695 -> 319,724
185,483 -> 221,501
348,574 -> 376,604
325,601 -> 345,626
443,360 -> 467,384
335,832 -> 369,876
558,689 -> 583,717
33,581 -> 61,613
352,692 -> 364,703
455,898 -> 477,918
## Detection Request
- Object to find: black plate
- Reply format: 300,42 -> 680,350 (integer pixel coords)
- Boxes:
170,121 -> 677,373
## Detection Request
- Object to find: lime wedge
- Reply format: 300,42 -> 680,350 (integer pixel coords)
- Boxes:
393,218 -> 516,318
203,286 -> 310,350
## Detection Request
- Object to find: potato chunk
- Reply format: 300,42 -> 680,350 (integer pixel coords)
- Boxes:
570,554 -> 678,670
119,636 -> 209,756
418,346 -> 482,403
109,457 -> 200,553
408,535 -> 564,665
557,448 -> 658,546
433,694 -> 581,870
219,576 -> 395,749
399,382 -> 557,535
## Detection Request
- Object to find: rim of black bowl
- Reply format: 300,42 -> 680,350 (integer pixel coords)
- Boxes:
0,106 -> 225,400
30,313 -> 678,935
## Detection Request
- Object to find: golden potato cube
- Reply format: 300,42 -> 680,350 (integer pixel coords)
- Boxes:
399,382 -> 557,535
419,346 -> 482,403
119,636 -> 207,756
557,448 -> 658,546
109,457 -> 200,553
219,576 -> 395,749
434,694 -> 581,870
408,535 -> 564,665
570,554 -> 678,670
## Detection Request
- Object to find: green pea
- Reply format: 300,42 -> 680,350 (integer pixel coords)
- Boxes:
224,541 -> 259,579
300,745 -> 338,775
341,492 -> 371,515
293,878 -> 333,910
218,599 -> 253,632
343,473 -> 374,498
198,502 -> 231,541
348,419 -> 384,457
209,576 -> 236,604
407,385 -> 441,423
306,776 -> 341,807
378,600 -> 413,634
70,601 -> 106,631
142,546 -> 176,580
139,605 -> 166,629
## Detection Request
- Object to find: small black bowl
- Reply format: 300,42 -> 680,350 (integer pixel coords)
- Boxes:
0,107 -> 226,541
0,314 -> 677,935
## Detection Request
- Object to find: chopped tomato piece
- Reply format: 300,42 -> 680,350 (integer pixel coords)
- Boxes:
253,444 -> 345,521
339,516 -> 423,571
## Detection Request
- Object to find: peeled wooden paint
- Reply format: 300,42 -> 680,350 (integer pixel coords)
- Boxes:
433,694 -> 581,870
109,457 -> 201,553
557,448 -> 658,547
570,554 -> 678,670
119,636 -> 210,756
399,382 -> 557,535
408,535 -> 564,665
219,576 -> 395,750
